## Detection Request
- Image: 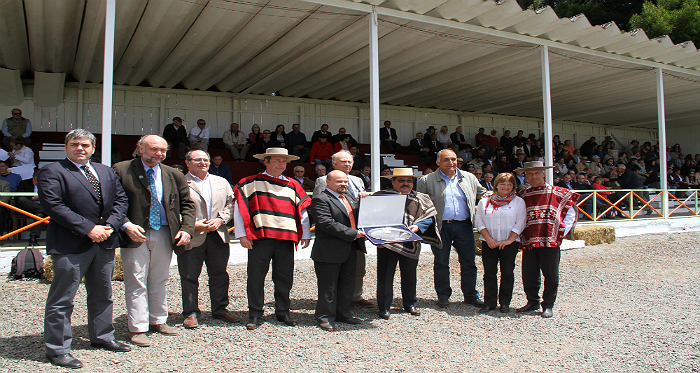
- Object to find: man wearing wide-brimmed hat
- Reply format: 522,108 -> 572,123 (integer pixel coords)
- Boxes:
374,168 -> 440,320
514,161 -> 579,319
233,148 -> 311,330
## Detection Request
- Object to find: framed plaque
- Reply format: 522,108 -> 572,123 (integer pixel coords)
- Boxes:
358,194 -> 422,245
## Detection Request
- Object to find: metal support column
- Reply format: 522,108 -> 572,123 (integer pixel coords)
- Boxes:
101,0 -> 116,165
541,45 -> 554,184
369,9 -> 380,192
657,68 -> 668,219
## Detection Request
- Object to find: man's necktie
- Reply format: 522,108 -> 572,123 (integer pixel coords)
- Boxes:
340,195 -> 356,229
81,165 -> 102,205
347,178 -> 358,198
146,168 -> 161,230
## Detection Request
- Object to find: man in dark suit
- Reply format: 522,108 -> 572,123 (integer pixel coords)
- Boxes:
38,129 -> 130,368
480,172 -> 495,191
113,134 -> 195,348
309,170 -> 366,331
427,133 -> 441,161
310,123 -> 330,145
162,117 -> 189,160
380,120 -> 401,154
410,132 -> 430,165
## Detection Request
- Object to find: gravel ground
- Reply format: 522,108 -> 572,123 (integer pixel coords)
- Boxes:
1,232 -> 699,373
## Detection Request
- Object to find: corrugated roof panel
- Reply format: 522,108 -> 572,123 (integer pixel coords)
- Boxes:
503,6 -> 560,36
24,0 -> 84,73
0,0 -> 31,73
382,0 -> 450,14
426,0 -> 500,23
467,1 -> 527,29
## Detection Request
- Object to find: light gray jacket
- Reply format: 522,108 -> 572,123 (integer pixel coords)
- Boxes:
313,174 -> 366,197
416,169 -> 487,232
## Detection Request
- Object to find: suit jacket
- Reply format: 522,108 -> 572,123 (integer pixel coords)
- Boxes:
38,159 -> 128,255
416,169 -> 487,233
380,127 -> 398,142
309,190 -> 362,263
410,138 -> 428,155
313,174 -> 366,197
185,174 -> 234,250
427,140 -> 440,156
113,159 -> 195,253
295,177 -> 316,192
480,180 -> 494,191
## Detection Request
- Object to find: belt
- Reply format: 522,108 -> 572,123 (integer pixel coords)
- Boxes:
443,219 -> 468,224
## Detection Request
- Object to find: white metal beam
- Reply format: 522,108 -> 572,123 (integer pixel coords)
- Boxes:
369,8 -> 380,193
101,0 -> 116,166
541,45 -> 554,184
657,68 -> 668,219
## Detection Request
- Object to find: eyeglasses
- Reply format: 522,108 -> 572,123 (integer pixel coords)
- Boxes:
263,132 -> 271,135
12,112 -> 21,115
294,170 -> 304,173
190,158 -> 210,163
197,122 -> 205,126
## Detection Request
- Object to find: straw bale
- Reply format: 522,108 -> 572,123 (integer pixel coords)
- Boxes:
42,248 -> 124,283
574,224 -> 616,246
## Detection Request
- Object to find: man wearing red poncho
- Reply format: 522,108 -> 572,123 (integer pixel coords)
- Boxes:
233,148 -> 311,330
514,161 -> 579,318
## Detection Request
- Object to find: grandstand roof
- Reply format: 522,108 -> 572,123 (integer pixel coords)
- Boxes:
2,0 -> 700,129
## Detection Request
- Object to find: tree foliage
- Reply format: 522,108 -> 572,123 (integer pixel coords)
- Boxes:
629,0 -> 700,45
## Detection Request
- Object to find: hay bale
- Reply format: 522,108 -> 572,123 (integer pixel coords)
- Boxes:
574,224 -> 616,246
42,248 -> 124,283
474,236 -> 482,256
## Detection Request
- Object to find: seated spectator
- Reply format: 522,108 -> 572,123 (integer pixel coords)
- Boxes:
349,145 -> 367,172
273,125 -> 289,149
514,170 -> 527,190
603,157 -> 616,174
331,128 -> 358,147
288,123 -> 310,163
8,137 -> 34,167
474,127 -> 489,148
591,144 -> 604,160
513,130 -> 526,145
309,134 -> 333,168
380,121 -> 401,154
189,119 -> 210,151
554,157 -> 568,179
0,160 -> 21,191
3,108 -> 33,151
15,168 -> 42,245
473,169 -> 483,182
562,140 -> 575,155
511,153 -> 526,171
579,136 -> 597,158
248,124 -> 263,146
464,163 -> 476,173
311,123 -> 331,145
556,174 -> 574,189
222,122 -> 248,162
310,164 -> 326,181
427,133 -> 440,160
251,130 -> 280,162
456,158 -> 464,170
522,138 -> 534,159
333,134 -> 352,153
358,165 -> 371,190
292,165 -> 315,192
163,116 -> 189,160
486,130 -> 500,153
496,155 -> 511,174
480,172 -> 495,190
500,130 -> 513,156
379,167 -> 392,190
410,132 -> 430,165
681,156 -> 695,177
424,126 -> 437,138
685,170 -> 699,189
588,155 -> 604,176
208,154 -> 233,186
437,126 -> 452,149
449,126 -> 469,152
512,138 -> 524,157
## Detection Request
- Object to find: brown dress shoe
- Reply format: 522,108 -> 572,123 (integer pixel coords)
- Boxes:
149,324 -> 179,335
213,311 -> 241,323
183,316 -> 199,329
130,333 -> 151,347
352,298 -> 374,307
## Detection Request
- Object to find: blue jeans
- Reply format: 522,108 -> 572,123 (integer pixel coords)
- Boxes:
431,220 -> 479,301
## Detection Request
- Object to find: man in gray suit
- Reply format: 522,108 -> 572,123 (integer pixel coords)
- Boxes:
38,129 -> 129,368
179,150 -> 239,329
310,171 -> 366,331
312,150 -> 372,307
114,135 -> 195,347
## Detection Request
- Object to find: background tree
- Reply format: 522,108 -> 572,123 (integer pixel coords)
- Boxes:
629,0 -> 700,45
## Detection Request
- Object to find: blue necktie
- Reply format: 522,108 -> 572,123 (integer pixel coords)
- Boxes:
146,168 -> 161,230
347,177 -> 358,198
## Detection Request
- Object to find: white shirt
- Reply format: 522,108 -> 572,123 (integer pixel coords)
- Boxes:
12,146 -> 34,166
189,126 -> 210,141
437,132 -> 451,144
189,172 -> 212,219
474,196 -> 527,242
67,158 -> 99,183
233,171 -> 310,240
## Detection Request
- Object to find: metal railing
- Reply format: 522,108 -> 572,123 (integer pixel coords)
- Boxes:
574,188 -> 700,221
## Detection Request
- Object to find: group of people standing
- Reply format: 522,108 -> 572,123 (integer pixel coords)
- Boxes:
37,127 -> 578,369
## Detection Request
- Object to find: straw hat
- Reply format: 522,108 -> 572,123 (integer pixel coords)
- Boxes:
252,147 -> 300,161
382,167 -> 419,178
513,161 -> 555,172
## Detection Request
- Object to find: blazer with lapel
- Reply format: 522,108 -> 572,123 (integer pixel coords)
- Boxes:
380,127 -> 398,142
38,159 -> 128,255
184,173 -> 234,251
416,169 -> 487,233
309,190 -> 362,263
312,174 -> 365,198
113,158 -> 195,251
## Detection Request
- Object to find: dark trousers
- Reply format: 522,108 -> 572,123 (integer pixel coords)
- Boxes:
15,197 -> 46,237
382,140 -> 401,154
177,232 -> 230,318
45,244 -> 115,355
481,241 -> 519,307
247,238 -> 294,317
166,141 -> 188,160
522,246 -> 561,309
313,251 -> 357,324
376,246 -> 418,311
431,220 -> 479,301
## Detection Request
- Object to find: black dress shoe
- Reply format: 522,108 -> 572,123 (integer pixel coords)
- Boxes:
377,310 -> 390,320
276,314 -> 298,326
318,322 -> 334,331
405,306 -> 420,316
499,305 -> 510,313
336,316 -> 362,325
246,316 -> 263,330
91,340 -> 131,352
436,299 -> 450,308
541,308 -> 554,318
47,354 -> 83,369
516,302 -> 540,313
464,298 -> 485,307
479,306 -> 496,313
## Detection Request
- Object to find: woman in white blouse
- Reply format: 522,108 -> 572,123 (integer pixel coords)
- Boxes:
474,173 -> 527,314
8,136 -> 35,167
